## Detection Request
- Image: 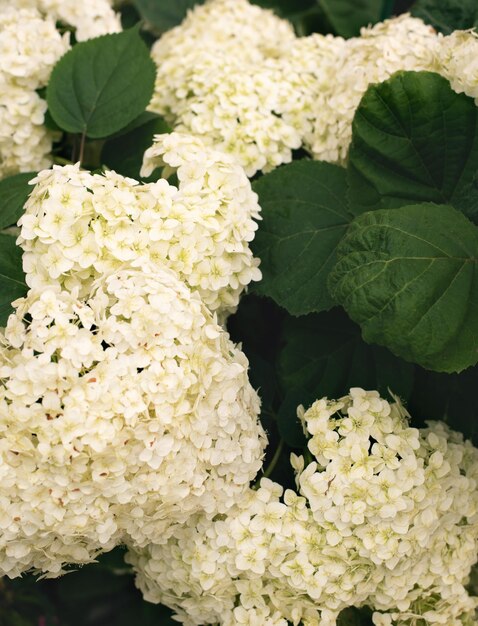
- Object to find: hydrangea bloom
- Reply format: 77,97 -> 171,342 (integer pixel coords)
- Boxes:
0,6 -> 69,178
127,389 -> 478,626
127,478 -> 366,626
148,0 -> 300,176
0,0 -> 121,41
148,0 -> 443,172
0,0 -> 121,178
438,29 -> 478,103
19,136 -> 261,317
298,390 -> 478,622
296,15 -> 440,162
0,267 -> 265,577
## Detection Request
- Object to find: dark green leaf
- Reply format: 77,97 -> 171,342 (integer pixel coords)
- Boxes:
102,116 -> 170,180
47,28 -> 156,139
115,600 -> 176,626
108,111 -> 164,139
277,389 -> 311,448
279,308 -> 414,401
133,0 -> 205,32
317,0 -> 386,37
0,234 -> 27,325
329,203 -> 478,373
252,0 -> 315,13
409,364 -> 478,444
452,169 -> 478,224
252,160 -> 351,316
348,71 -> 478,224
228,295 -> 286,364
247,352 -> 280,412
0,173 -> 35,230
43,108 -> 62,132
412,0 -> 478,34
338,606 -> 374,626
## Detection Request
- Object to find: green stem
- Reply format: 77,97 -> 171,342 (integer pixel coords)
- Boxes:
263,438 -> 284,479
53,156 -> 73,166
78,132 -> 86,167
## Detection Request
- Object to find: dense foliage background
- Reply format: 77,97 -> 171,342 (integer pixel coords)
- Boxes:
1,0 -> 478,624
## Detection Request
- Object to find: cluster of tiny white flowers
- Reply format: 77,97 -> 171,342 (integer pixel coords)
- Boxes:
127,478 -> 363,626
148,0 -> 301,176
437,29 -> 478,103
294,16 -> 440,163
0,0 -> 121,41
0,266 -> 265,577
141,132 -> 262,312
150,0 -> 478,172
127,389 -> 478,626
18,136 -> 261,318
0,0 -> 121,179
0,6 -> 69,178
298,389 -> 478,623
148,0 -> 443,173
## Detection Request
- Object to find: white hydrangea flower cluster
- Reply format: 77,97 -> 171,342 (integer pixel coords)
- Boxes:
0,0 -> 121,41
298,390 -> 478,623
141,132 -> 262,311
0,266 -> 265,577
18,136 -> 261,318
127,478 -> 370,626
148,0 -> 443,173
294,15 -> 440,162
0,0 -> 121,179
0,6 -> 69,178
437,29 -> 478,103
149,0 -> 302,176
127,389 -> 478,626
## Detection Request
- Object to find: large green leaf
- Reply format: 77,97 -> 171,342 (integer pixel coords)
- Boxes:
412,0 -> 478,34
317,0 -> 388,38
0,173 -> 35,230
252,160 -> 351,316
347,71 -> 478,224
47,28 -> 156,139
329,203 -> 478,373
0,234 -> 27,325
279,308 -> 414,401
132,0 -> 205,32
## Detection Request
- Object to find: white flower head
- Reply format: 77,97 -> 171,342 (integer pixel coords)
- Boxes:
127,390 -> 478,625
0,266 -> 266,577
19,143 -> 261,318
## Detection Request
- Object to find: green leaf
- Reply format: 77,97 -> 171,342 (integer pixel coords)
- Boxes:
47,28 -> 156,139
411,0 -> 478,34
338,606 -> 374,626
277,389 -> 311,448
107,111 -> 162,139
0,173 -> 35,230
329,203 -> 478,373
279,308 -> 414,401
132,0 -> 205,32
409,365 -> 478,445
0,234 -> 27,326
102,116 -> 170,180
252,0 -> 317,16
348,71 -> 478,224
251,160 -> 351,316
317,0 -> 386,37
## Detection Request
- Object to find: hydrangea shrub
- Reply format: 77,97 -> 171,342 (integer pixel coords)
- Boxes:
0,0 -> 477,625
